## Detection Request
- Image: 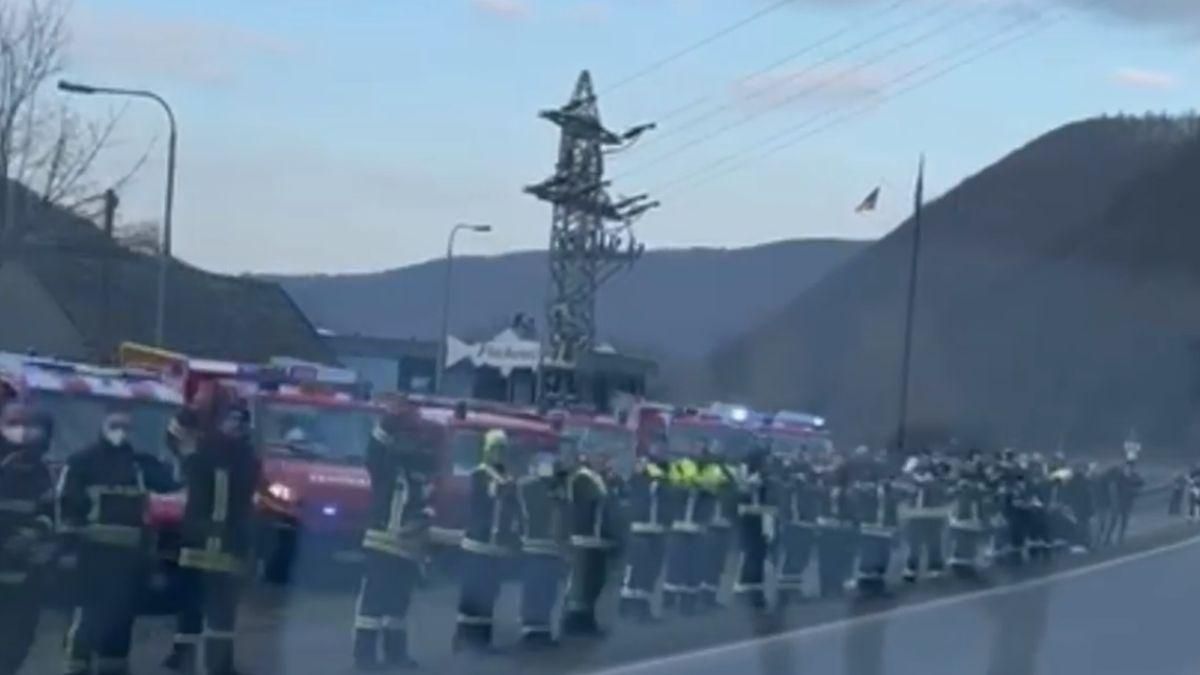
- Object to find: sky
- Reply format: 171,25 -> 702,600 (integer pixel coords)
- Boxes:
57,0 -> 1200,274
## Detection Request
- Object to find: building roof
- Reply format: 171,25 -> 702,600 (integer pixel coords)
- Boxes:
7,245 -> 335,365
323,332 -> 438,360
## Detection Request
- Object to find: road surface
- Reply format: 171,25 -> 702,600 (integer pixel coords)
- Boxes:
18,487 -> 1188,674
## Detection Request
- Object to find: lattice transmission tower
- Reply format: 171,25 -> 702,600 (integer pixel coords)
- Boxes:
525,71 -> 657,403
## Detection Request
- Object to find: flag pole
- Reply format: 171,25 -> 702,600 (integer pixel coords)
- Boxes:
896,154 -> 925,456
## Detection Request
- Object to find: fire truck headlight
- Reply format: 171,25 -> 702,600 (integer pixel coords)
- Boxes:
267,482 -> 296,503
730,406 -> 750,423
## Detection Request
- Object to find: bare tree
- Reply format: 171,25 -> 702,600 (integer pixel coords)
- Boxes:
0,0 -> 142,251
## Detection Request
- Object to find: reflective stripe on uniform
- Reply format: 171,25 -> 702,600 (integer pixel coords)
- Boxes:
212,469 -> 229,523
569,534 -> 609,549
737,503 -> 777,516
0,499 -> 36,514
733,582 -> 765,593
521,538 -> 563,557
204,628 -> 236,641
521,624 -> 553,635
670,521 -> 702,534
461,537 -> 510,557
82,523 -> 143,547
174,633 -> 202,645
630,521 -> 664,535
381,616 -> 406,630
178,547 -> 243,573
456,613 -> 492,626
355,615 -> 382,630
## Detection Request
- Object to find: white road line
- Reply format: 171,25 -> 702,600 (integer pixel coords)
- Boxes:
595,530 -> 1200,674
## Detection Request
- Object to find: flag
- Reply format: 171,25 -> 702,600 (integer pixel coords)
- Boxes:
855,186 -> 880,213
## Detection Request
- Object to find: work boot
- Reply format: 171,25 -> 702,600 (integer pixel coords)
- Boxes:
382,630 -> 419,670
163,643 -> 198,674
520,631 -> 559,650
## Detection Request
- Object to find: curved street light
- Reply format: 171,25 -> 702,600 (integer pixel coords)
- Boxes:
436,223 -> 492,394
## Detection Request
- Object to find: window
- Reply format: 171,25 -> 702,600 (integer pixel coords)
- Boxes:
258,400 -> 377,464
33,392 -> 177,462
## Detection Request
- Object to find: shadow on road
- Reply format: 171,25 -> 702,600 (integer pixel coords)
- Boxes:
982,570 -> 1052,675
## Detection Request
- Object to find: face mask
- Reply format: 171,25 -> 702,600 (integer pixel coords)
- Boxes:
104,428 -> 128,447
2,425 -> 26,446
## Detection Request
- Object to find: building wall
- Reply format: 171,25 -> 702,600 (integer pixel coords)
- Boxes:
0,263 -> 88,360
339,355 -> 400,395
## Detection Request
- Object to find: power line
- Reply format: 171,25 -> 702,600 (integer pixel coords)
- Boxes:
636,0 -> 919,152
654,10 -> 1061,199
619,1 -> 994,180
601,0 -> 797,95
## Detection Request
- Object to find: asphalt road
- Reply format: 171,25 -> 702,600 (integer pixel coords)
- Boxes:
18,485 -> 1187,675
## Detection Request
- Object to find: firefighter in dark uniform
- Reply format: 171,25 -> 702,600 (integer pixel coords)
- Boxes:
354,400 -> 431,670
516,450 -> 569,648
661,448 -> 709,614
947,456 -> 989,576
901,453 -> 950,581
854,454 -> 900,595
618,451 -> 669,622
563,448 -> 614,636
59,408 -> 177,675
691,444 -> 733,611
731,446 -> 774,608
814,457 -> 856,598
454,429 -> 520,653
162,386 -> 261,675
0,405 -> 54,675
1025,455 -> 1053,562
775,455 -> 818,607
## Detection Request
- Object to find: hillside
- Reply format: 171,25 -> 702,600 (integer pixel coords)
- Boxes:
712,115 -> 1200,453
274,239 -> 868,358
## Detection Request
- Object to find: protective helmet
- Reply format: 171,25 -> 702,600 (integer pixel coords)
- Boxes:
482,428 -> 508,464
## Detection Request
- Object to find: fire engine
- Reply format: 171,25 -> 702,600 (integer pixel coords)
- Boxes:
760,410 -> 834,457
118,343 -> 382,583
625,400 -> 757,460
549,409 -> 635,478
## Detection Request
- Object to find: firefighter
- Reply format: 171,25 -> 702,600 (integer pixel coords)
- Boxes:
699,445 -> 737,610
1024,455 -> 1053,562
854,454 -> 900,595
814,457 -> 855,599
162,386 -> 260,675
1103,459 -> 1143,546
618,451 -> 669,622
901,452 -> 950,581
731,446 -> 775,608
775,455 -> 818,607
454,429 -> 520,653
661,448 -> 707,614
59,407 -> 178,675
516,450 -> 569,648
947,457 -> 989,576
0,405 -> 54,675
563,446 -> 615,637
354,400 -> 431,670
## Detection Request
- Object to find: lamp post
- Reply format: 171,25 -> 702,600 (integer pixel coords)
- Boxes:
59,80 -> 177,348
437,223 -> 492,394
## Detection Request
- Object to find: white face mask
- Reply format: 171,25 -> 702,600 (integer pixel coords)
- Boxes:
104,428 -> 128,447
2,425 -> 26,446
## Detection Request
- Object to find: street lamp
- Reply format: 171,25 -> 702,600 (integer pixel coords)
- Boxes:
59,79 -> 177,348
437,223 -> 492,394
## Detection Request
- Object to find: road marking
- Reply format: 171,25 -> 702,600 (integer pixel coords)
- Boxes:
596,529 -> 1200,674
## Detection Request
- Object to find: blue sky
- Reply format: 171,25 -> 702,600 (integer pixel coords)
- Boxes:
65,0 -> 1199,274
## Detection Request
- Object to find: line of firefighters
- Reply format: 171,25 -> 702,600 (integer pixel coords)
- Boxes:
355,402 -> 1147,670
0,390 -> 1148,675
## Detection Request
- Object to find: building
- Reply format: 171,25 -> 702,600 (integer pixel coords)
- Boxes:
323,327 -> 655,412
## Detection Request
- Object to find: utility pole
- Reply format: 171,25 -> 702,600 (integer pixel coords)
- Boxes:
895,155 -> 925,455
101,189 -> 118,363
526,71 -> 658,405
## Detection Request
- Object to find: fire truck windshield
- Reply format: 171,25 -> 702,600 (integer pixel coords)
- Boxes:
766,431 -> 834,458
258,400 -> 376,465
32,391 -> 177,462
561,423 -> 635,476
667,423 -> 756,460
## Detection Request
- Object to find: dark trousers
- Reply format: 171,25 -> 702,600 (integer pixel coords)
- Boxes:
0,575 -> 39,675
856,529 -> 892,594
663,530 -> 704,612
64,545 -> 144,675
816,526 -> 855,598
354,551 -> 419,667
700,526 -> 732,604
1027,507 -> 1050,560
1101,506 -> 1132,546
175,566 -> 241,675
904,518 -> 946,578
734,516 -> 767,607
455,550 -> 504,650
619,532 -> 666,617
948,525 -> 984,571
521,552 -> 566,638
777,524 -> 815,600
564,546 -> 608,635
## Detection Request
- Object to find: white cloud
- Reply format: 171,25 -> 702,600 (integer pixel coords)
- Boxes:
69,5 -> 299,88
730,66 -> 887,111
471,0 -> 533,21
1111,67 -> 1178,89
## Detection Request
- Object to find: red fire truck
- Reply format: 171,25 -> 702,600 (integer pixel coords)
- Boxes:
626,401 -> 757,461
550,409 -> 636,478
118,343 -> 382,583
759,410 -> 834,458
